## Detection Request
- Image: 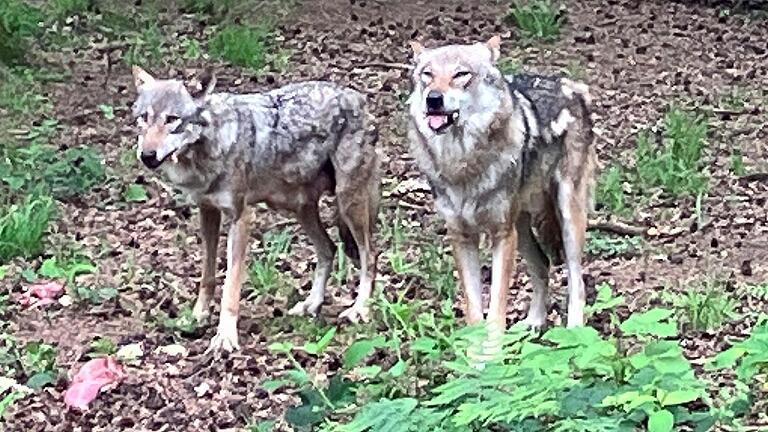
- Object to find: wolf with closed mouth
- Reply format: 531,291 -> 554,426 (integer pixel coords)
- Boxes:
407,36 -> 596,337
131,67 -> 380,351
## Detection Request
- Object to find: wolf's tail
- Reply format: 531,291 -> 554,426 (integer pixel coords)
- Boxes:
561,78 -> 597,214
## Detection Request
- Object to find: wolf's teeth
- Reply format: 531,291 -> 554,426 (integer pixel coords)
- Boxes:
451,112 -> 459,120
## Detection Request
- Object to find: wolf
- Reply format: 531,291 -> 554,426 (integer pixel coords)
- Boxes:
131,67 -> 380,351
406,36 -> 596,337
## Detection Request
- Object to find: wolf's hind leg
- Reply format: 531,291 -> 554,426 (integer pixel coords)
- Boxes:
556,180 -> 588,328
336,189 -> 378,323
288,203 -> 335,317
193,205 -> 221,322
517,213 -> 551,329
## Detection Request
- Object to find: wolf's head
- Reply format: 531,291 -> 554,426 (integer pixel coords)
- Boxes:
408,36 -> 505,135
131,67 -> 215,169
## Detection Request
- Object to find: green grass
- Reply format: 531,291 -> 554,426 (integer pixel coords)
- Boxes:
635,108 -> 709,197
597,107 -> 709,215
122,24 -> 166,67
0,196 -> 54,264
507,0 -> 563,41
663,280 -> 740,332
248,229 -> 293,298
208,23 -> 274,70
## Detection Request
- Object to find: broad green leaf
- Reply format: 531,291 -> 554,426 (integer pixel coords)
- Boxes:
343,336 -> 385,369
387,359 -> 407,377
355,365 -> 382,379
648,409 -> 674,432
303,327 -> 336,355
123,183 -> 148,202
98,104 -> 115,120
660,389 -> 701,406
25,372 -> 55,390
620,308 -> 677,338
338,398 -> 418,432
267,342 -> 292,354
261,379 -> 290,392
705,347 -> 747,370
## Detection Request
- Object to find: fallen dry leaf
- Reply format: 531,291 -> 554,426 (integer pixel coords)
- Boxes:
64,356 -> 125,410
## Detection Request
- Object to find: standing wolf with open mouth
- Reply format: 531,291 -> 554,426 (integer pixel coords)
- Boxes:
407,36 -> 596,337
131,67 -> 380,352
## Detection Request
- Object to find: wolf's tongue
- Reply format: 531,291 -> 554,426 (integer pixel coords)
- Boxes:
428,115 -> 448,130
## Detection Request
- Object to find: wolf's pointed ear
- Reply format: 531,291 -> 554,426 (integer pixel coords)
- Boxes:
485,35 -> 502,63
132,66 -> 155,89
410,41 -> 425,62
190,68 -> 217,99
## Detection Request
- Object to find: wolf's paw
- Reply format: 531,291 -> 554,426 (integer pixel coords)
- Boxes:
566,314 -> 584,328
523,313 -> 547,330
206,324 -> 240,353
192,300 -> 211,323
287,298 -> 322,317
339,304 -> 370,323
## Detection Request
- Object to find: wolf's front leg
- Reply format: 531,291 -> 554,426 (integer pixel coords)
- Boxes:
208,211 -> 250,353
450,233 -> 483,325
288,204 -> 334,317
193,205 -> 221,323
483,228 -> 518,360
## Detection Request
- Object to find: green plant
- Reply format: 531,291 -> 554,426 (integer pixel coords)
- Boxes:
49,0 -> 91,19
208,23 -> 274,70
179,37 -> 202,60
418,243 -> 456,300
0,196 -> 54,263
507,0 -> 563,41
0,0 -> 42,64
663,280 -> 739,332
635,108 -> 709,198
123,183 -> 148,202
332,241 -> 350,287
385,209 -> 417,275
596,164 -> 628,215
88,337 -> 117,358
497,57 -> 523,75
248,229 -> 293,298
20,341 -> 57,390
0,68 -> 49,116
730,149 -> 746,176
585,232 -> 642,257
123,24 -> 166,66
246,419 -> 276,432
707,314 -> 768,381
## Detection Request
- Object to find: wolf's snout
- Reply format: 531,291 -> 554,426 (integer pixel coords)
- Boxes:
426,90 -> 444,111
140,150 -> 162,169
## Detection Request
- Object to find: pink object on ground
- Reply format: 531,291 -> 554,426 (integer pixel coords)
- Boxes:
18,281 -> 64,308
64,357 -> 125,410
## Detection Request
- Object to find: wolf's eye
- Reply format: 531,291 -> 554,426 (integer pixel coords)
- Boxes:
453,71 -> 472,80
138,112 -> 148,123
420,70 -> 433,81
166,115 -> 181,125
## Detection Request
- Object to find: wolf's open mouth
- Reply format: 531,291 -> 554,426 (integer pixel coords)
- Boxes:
426,110 -> 458,133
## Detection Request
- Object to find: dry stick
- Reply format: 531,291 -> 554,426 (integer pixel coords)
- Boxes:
712,106 -> 760,116
587,219 -> 647,236
350,62 -> 414,71
739,172 -> 768,182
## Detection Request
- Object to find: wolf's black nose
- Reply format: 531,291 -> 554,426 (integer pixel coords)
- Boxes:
426,90 -> 444,111
140,150 -> 162,169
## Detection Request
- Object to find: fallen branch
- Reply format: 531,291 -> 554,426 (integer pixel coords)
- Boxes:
350,62 -> 414,71
739,172 -> 768,182
587,219 -> 647,236
712,106 -> 760,116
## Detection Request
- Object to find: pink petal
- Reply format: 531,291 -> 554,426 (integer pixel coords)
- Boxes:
64,357 -> 124,410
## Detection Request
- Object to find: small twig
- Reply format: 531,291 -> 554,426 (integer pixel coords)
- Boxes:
349,62 -> 414,71
712,106 -> 760,116
739,172 -> 768,182
587,219 -> 647,236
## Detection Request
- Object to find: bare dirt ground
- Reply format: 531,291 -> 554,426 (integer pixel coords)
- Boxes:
4,0 -> 768,430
